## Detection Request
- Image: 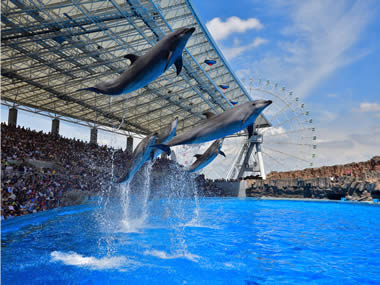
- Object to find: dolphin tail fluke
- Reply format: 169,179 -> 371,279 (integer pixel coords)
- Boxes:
153,144 -> 171,156
77,87 -> 103,94
185,167 -> 195,173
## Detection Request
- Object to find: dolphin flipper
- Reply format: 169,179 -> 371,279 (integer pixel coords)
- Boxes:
124,54 -> 139,64
165,51 -> 173,71
174,57 -> 183,75
219,150 -> 226,157
194,154 -> 202,159
153,144 -> 171,156
203,111 -> 216,119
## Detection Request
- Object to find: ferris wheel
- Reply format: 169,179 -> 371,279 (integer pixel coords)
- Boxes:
170,77 -> 317,179
225,78 -> 317,179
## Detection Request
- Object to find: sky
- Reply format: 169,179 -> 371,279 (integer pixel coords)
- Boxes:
2,0 -> 380,178
190,0 -> 380,172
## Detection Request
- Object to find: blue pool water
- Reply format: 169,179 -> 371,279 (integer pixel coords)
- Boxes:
2,198 -> 380,284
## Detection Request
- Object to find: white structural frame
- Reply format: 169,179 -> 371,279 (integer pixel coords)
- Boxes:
1,0 -> 271,136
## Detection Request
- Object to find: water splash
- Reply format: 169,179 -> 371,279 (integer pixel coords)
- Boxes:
144,249 -> 200,262
119,162 -> 153,233
50,251 -> 128,270
153,164 -> 200,259
185,173 -> 201,227
140,162 -> 153,223
95,96 -> 128,255
95,137 -> 203,259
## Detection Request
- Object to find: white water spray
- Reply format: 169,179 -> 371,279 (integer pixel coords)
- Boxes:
119,162 -> 153,232
140,162 -> 153,223
186,174 -> 201,227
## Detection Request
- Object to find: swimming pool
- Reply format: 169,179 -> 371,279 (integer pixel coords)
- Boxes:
2,198 -> 379,284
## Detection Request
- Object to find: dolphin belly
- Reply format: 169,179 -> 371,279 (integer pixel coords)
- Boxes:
118,136 -> 157,183
175,122 -> 242,146
187,153 -> 218,172
118,155 -> 144,183
120,60 -> 166,95
119,150 -> 151,183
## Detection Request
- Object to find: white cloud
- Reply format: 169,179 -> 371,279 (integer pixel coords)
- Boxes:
261,126 -> 286,136
358,102 -> 380,112
223,37 -> 268,59
313,129 -> 380,167
319,110 -> 338,122
247,0 -> 373,98
206,16 -> 263,41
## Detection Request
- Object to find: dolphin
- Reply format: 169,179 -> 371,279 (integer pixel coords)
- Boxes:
78,27 -> 195,96
185,139 -> 225,173
117,133 -> 157,183
153,99 -> 272,155
150,118 -> 178,160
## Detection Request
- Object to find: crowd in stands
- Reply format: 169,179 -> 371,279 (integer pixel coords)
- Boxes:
1,122 -> 226,220
1,123 -> 131,220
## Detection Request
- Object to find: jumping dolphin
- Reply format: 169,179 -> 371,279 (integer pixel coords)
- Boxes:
150,118 -> 178,160
78,27 -> 195,96
153,100 -> 272,155
117,133 -> 157,183
185,139 -> 225,173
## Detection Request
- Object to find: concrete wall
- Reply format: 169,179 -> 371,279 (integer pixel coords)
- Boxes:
213,180 -> 246,197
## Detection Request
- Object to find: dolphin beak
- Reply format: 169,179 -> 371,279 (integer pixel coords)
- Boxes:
261,100 -> 272,111
259,100 -> 272,108
187,27 -> 196,34
253,99 -> 272,111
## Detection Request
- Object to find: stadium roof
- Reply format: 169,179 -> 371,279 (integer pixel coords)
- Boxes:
1,0 -> 268,136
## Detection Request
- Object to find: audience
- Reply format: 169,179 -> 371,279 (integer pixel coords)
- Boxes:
1,123 -> 131,220
1,123 -> 224,220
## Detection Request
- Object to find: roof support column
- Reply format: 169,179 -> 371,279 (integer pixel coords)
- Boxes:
8,107 -> 18,127
126,136 -> 133,154
90,127 -> 98,145
51,118 -> 60,136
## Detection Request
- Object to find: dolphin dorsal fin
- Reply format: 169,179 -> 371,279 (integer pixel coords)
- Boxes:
124,54 -> 139,64
202,111 -> 216,119
194,154 -> 202,159
174,57 -> 183,76
219,150 -> 226,157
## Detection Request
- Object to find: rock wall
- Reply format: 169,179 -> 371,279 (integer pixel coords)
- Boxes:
211,180 -> 246,197
267,156 -> 380,180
